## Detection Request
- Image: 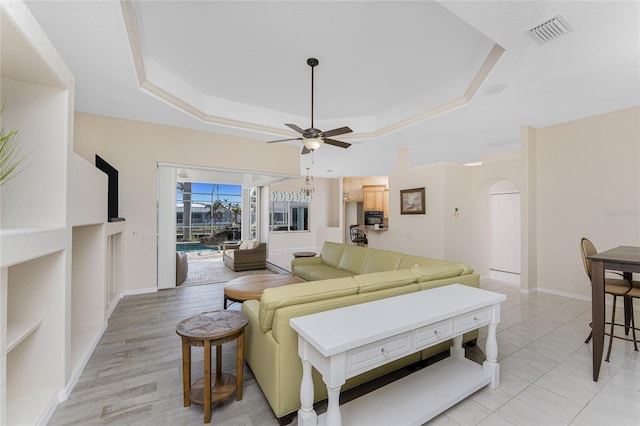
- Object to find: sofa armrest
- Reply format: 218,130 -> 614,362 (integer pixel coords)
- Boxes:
224,242 -> 241,250
291,256 -> 322,275
176,252 -> 188,285
232,242 -> 267,260
291,256 -> 322,266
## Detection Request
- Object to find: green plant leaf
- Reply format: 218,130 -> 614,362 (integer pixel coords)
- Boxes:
0,109 -> 29,187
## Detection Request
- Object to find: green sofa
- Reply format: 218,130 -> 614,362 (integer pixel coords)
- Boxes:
242,242 -> 479,423
290,241 -> 475,281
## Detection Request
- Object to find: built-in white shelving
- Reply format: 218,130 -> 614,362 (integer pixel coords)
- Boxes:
0,2 -> 123,424
0,227 -> 68,268
6,318 -> 43,352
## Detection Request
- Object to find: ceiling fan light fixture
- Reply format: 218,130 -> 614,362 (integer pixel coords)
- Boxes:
303,137 -> 323,151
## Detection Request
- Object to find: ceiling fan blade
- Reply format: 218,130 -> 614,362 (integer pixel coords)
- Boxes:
324,138 -> 351,149
322,126 -> 353,138
301,146 -> 311,155
285,123 -> 306,135
267,137 -> 302,143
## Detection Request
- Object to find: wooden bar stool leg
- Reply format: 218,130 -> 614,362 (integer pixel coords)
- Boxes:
204,339 -> 212,423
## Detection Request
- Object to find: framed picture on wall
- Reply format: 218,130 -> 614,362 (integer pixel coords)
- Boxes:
400,187 -> 425,214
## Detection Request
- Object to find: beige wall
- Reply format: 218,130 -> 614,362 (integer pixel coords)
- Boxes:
74,112 -> 300,292
535,106 -> 640,298
74,106 -> 639,298
366,106 -> 639,300
367,162 -> 447,258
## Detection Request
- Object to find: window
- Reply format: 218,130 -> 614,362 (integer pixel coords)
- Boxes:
269,191 -> 311,232
176,182 -> 242,241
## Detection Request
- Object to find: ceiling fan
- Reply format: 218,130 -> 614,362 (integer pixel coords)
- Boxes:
267,58 -> 352,155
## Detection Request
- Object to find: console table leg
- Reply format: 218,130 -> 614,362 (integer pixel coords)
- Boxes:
297,359 -> 317,426
483,323 -> 500,388
450,335 -> 464,359
325,385 -> 342,426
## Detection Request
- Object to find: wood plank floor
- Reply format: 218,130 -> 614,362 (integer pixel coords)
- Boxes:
49,283 -> 280,425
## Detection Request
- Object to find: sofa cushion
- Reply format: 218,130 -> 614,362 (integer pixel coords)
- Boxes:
309,268 -> 354,280
410,264 -> 463,282
338,245 -> 369,275
361,249 -> 403,274
319,241 -> 346,268
456,263 -> 475,275
239,240 -> 252,250
398,254 -> 451,270
354,270 -> 417,293
258,277 -> 359,332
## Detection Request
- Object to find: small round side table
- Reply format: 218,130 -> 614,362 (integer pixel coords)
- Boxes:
176,310 -> 249,423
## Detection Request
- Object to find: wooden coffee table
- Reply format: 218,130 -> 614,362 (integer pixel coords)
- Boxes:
293,251 -> 317,258
224,274 -> 304,308
176,310 -> 249,423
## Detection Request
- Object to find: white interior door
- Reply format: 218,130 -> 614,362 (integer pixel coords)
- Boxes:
491,193 -> 521,274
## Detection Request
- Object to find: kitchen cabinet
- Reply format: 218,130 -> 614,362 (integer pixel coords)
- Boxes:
363,185 -> 389,217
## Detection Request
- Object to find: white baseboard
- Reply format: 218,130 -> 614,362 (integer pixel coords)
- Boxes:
58,322 -> 109,403
36,391 -> 60,426
536,286 -> 591,302
123,287 -> 158,296
105,292 -> 123,318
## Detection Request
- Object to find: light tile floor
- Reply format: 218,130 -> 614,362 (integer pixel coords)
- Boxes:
428,274 -> 640,426
49,273 -> 640,425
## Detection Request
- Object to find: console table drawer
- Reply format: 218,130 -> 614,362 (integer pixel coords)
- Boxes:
414,319 -> 453,349
454,307 -> 492,333
346,332 -> 412,376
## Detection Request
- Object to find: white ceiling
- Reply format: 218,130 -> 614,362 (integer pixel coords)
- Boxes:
24,1 -> 640,179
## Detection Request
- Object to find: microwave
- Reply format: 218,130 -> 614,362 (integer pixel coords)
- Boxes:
364,210 -> 384,225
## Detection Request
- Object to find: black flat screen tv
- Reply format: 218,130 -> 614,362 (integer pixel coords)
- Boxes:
95,154 -> 124,222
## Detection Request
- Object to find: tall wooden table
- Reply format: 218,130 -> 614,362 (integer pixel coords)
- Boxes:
587,246 -> 640,381
176,310 -> 249,423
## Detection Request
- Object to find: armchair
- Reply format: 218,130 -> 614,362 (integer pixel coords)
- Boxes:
223,240 -> 267,272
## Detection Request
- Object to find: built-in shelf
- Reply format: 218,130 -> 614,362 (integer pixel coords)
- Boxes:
7,318 -> 43,352
0,227 -> 68,268
106,220 -> 125,236
1,3 -> 74,425
6,388 -> 58,426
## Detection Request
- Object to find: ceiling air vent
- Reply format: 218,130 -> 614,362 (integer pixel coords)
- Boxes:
527,15 -> 572,45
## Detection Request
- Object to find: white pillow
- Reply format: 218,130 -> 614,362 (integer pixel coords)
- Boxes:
249,239 -> 261,249
239,240 -> 251,250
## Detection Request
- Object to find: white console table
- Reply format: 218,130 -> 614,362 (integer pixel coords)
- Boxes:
290,284 -> 506,426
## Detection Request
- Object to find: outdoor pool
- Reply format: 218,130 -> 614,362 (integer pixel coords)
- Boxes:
176,243 -> 219,253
